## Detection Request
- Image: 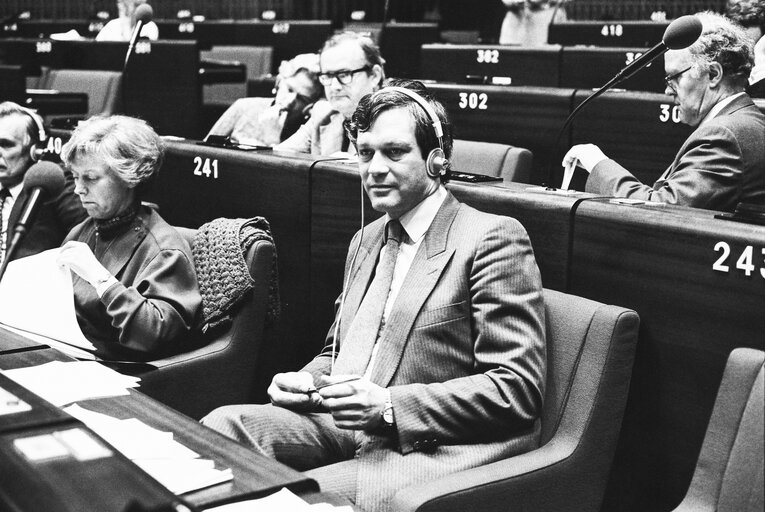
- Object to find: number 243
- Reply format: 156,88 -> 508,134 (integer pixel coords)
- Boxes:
713,242 -> 765,278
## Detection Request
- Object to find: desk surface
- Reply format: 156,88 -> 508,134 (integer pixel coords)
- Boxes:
0,330 -> 326,510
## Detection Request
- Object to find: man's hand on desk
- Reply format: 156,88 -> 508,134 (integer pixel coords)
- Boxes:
562,144 -> 609,173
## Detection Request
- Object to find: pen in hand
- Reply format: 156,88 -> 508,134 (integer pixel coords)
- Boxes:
305,376 -> 361,394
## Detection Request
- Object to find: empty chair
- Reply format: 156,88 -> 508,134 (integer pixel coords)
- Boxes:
36,67 -> 123,117
131,218 -> 278,420
201,46 -> 273,105
450,139 -> 533,184
392,288 -> 640,512
671,348 -> 764,512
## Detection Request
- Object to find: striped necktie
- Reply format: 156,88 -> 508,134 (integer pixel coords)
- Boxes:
332,219 -> 404,376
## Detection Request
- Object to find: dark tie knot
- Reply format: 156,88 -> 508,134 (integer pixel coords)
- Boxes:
385,219 -> 404,245
0,188 -> 10,200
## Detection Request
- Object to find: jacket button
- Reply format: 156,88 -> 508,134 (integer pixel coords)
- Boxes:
412,441 -> 421,451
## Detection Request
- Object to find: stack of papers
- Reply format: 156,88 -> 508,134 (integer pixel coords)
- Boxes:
64,404 -> 232,495
0,248 -> 98,360
1,361 -> 140,407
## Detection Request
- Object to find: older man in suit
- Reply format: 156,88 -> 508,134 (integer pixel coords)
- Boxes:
563,12 -> 765,212
275,31 -> 385,157
0,102 -> 85,264
202,80 -> 546,512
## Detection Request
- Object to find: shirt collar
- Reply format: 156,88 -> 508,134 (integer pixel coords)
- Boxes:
700,91 -> 746,126
386,185 -> 447,244
2,181 -> 24,200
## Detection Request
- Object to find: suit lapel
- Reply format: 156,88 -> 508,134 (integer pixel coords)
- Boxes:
339,222 -> 385,343
660,94 -> 756,184
80,215 -> 149,278
370,194 -> 460,387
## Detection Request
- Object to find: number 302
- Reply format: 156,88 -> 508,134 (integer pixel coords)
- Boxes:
713,242 -> 765,278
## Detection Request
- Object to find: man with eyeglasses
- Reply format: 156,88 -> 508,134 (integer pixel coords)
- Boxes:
563,11 -> 765,212
276,32 -> 385,156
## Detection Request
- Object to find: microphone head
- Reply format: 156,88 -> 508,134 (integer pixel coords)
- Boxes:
134,3 -> 153,24
663,15 -> 703,50
23,162 -> 66,197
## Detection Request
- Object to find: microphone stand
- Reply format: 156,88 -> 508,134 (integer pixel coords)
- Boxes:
544,49 -> 666,189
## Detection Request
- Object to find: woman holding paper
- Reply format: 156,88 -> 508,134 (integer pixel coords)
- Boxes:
57,115 -> 200,361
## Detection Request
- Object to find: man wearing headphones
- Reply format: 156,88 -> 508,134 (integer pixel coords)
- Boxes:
276,31 -> 385,156
0,102 -> 86,264
203,80 -> 546,512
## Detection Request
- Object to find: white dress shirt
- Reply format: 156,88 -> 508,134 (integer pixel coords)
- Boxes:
363,185 -> 448,378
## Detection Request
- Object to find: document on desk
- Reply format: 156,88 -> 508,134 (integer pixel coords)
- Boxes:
0,248 -> 96,360
64,404 -> 233,495
2,361 -> 140,406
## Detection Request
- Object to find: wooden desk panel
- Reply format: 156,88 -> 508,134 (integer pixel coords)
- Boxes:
0,336 -> 318,510
148,142 -> 317,400
420,44 -> 561,86
570,200 -> 765,512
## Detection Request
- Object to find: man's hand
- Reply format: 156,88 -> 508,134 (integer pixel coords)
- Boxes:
562,144 -> 609,173
318,375 -> 388,431
268,371 -> 322,412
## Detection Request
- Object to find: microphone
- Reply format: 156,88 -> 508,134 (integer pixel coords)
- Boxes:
610,15 -> 702,87
545,15 -> 702,189
0,162 -> 66,281
123,3 -> 153,72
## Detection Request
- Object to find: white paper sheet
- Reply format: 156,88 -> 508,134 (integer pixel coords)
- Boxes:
2,361 -> 139,406
0,248 -> 96,357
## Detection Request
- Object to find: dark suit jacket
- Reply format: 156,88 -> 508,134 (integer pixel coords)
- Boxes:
303,191 -> 546,511
586,94 -> 765,212
7,168 -> 86,261
64,206 -> 201,361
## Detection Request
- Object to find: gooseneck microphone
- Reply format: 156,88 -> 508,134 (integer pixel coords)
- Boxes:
123,3 -> 153,72
0,162 -> 66,281
546,15 -> 703,189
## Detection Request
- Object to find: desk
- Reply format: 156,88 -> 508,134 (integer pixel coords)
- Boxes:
0,330 -> 325,510
139,144 -> 765,512
548,20 -> 668,47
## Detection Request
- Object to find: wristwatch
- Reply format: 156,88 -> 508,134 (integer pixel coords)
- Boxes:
381,390 -> 395,429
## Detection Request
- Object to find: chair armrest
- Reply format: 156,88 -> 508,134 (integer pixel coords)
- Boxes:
392,434 -> 580,512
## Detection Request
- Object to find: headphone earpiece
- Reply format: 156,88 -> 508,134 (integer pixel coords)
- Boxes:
374,85 -> 450,180
17,106 -> 47,162
426,147 -> 449,179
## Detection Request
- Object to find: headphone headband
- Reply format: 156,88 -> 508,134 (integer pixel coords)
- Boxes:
16,105 -> 46,144
375,86 -> 444,140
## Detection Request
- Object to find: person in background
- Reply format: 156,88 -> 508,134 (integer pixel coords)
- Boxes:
499,0 -> 567,46
726,0 -> 765,97
276,32 -> 385,157
206,53 -> 324,147
202,80 -> 546,512
563,12 -> 765,211
0,102 -> 85,264
57,115 -> 200,361
96,0 -> 158,42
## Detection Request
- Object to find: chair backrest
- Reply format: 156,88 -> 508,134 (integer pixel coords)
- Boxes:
135,224 -> 275,420
201,45 -> 273,105
672,348 -> 764,512
450,139 -> 533,183
36,67 -> 122,117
